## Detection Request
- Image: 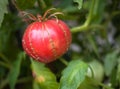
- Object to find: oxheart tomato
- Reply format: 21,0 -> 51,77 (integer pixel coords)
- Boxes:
22,19 -> 72,63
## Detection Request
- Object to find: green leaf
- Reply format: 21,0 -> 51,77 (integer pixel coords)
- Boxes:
33,80 -> 40,89
110,66 -> 118,87
0,0 -> 8,27
8,52 -> 24,89
16,0 -> 36,10
116,57 -> 120,84
73,0 -> 83,9
31,59 -> 59,89
58,0 -> 78,13
60,60 -> 88,89
58,0 -> 73,8
92,0 -> 107,24
117,59 -> 120,83
104,51 -> 119,76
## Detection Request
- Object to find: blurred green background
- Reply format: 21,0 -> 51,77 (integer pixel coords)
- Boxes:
0,0 -> 120,89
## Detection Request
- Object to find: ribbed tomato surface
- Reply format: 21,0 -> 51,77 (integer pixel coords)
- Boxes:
22,19 -> 71,63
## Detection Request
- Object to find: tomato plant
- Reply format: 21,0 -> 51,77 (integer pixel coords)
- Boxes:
0,0 -> 120,89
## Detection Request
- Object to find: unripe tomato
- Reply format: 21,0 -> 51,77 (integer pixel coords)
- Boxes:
22,19 -> 71,63
87,60 -> 104,82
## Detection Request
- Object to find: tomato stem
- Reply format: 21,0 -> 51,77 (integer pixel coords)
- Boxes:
59,58 -> 68,66
71,0 -> 96,32
99,83 -> 113,89
37,14 -> 42,22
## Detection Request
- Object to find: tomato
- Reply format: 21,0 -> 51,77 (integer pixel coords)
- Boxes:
87,60 -> 104,82
22,19 -> 72,63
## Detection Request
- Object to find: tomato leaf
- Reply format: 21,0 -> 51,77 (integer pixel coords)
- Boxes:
60,60 -> 88,89
16,0 -> 36,10
73,0 -> 83,9
0,0 -> 8,27
117,59 -> 120,83
33,80 -> 40,89
31,59 -> 59,89
8,52 -> 24,89
92,0 -> 107,24
104,51 -> 119,76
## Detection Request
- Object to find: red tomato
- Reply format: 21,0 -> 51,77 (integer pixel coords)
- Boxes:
22,19 -> 72,63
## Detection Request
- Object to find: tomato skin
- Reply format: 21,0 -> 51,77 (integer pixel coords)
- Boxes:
22,19 -> 72,63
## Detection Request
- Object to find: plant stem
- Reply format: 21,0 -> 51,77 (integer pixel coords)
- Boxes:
71,24 -> 105,33
89,24 -> 105,30
71,0 -> 96,33
84,0 -> 95,26
71,24 -> 87,33
59,58 -> 68,66
99,83 -> 113,89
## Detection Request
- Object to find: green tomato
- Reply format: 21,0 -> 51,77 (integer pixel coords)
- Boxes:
87,60 -> 104,82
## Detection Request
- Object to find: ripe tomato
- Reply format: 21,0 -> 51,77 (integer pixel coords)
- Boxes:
22,19 -> 72,63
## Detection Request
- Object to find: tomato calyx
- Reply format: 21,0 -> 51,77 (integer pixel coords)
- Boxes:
20,8 -> 64,22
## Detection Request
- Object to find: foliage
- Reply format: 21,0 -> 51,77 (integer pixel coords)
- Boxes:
60,60 -> 88,89
31,59 -> 59,89
0,0 -> 120,89
0,0 -> 8,27
8,52 -> 25,89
